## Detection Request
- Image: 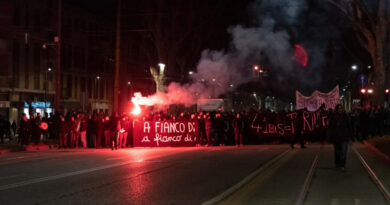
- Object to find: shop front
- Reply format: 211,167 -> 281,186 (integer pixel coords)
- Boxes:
23,101 -> 53,117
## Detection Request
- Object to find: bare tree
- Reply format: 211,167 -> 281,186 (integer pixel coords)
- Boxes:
141,0 -> 230,85
329,0 -> 389,105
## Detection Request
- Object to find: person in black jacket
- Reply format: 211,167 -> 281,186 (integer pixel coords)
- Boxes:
59,116 -> 68,148
87,114 -> 97,148
19,114 -> 30,145
329,104 -> 352,171
232,113 -> 244,147
110,112 -> 120,150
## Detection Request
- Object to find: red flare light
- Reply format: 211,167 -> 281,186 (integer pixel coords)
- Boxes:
40,122 -> 48,130
131,104 -> 141,116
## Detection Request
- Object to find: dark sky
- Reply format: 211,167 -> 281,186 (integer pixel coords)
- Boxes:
63,0 -> 366,101
64,0 -> 116,18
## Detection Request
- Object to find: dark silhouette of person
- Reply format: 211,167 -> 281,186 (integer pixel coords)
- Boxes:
290,109 -> 307,149
329,104 -> 352,171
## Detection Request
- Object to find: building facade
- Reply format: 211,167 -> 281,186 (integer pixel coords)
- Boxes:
0,0 -> 114,122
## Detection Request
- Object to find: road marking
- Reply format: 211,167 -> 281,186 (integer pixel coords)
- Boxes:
202,149 -> 290,205
0,160 -> 136,191
0,149 -> 191,191
0,175 -> 21,180
4,156 -> 26,160
105,156 -> 129,161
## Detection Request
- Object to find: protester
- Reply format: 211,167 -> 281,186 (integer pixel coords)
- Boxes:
80,114 -> 88,148
120,116 -> 130,148
329,104 -> 352,171
11,120 -> 17,139
103,116 -> 111,148
32,113 -> 42,144
96,114 -> 104,148
290,109 -> 307,149
110,112 -> 121,150
19,114 -> 30,145
232,113 -> 244,147
59,116 -> 68,148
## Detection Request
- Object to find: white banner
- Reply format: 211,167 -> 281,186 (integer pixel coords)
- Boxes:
296,86 -> 340,111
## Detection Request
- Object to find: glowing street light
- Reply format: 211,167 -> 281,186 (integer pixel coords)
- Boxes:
96,76 -> 100,80
127,81 -> 131,85
48,67 -> 52,72
253,65 -> 259,71
367,89 -> 373,94
351,65 -> 358,70
385,89 -> 389,94
158,63 -> 165,73
360,89 -> 366,94
188,71 -> 194,75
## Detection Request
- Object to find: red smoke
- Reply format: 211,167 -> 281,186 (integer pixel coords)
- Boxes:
293,44 -> 308,67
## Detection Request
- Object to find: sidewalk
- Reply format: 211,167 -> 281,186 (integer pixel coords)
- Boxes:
0,139 -> 52,154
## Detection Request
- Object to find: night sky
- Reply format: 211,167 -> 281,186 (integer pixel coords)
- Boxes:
64,0 -> 366,101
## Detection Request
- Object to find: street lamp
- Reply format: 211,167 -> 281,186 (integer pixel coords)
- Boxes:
367,89 -> 374,94
351,65 -> 358,70
127,81 -> 132,97
253,65 -> 261,77
158,63 -> 165,74
188,71 -> 194,75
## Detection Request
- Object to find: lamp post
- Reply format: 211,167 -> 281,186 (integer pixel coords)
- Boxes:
127,81 -> 132,98
95,76 -> 100,100
44,67 -> 52,112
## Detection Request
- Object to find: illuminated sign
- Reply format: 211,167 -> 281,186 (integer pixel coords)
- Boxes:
24,101 -> 51,108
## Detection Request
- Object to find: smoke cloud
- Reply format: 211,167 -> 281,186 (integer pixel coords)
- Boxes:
133,0 -> 334,107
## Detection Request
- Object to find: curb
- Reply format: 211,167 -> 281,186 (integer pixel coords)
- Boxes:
0,144 -> 53,155
363,141 -> 390,165
0,149 -> 12,155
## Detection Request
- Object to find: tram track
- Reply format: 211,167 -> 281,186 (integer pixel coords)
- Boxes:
353,145 -> 390,204
204,144 -> 390,205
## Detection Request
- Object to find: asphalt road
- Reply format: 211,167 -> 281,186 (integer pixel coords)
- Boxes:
0,144 -> 388,205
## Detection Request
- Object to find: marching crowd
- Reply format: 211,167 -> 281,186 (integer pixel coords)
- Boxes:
0,104 -> 389,149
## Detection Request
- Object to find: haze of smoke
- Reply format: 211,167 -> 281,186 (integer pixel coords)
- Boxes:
133,0 -> 332,106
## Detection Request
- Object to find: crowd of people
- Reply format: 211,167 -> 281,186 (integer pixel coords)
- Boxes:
16,111 -> 131,150
0,104 -> 389,150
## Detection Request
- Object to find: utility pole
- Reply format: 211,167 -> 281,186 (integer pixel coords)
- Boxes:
55,0 -> 62,112
113,0 -> 121,113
